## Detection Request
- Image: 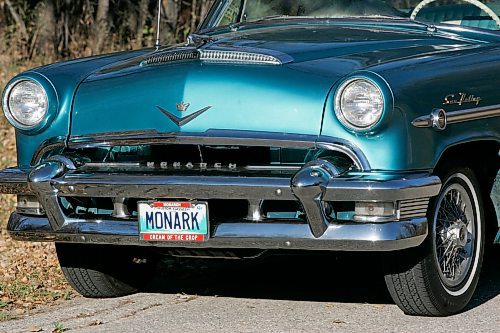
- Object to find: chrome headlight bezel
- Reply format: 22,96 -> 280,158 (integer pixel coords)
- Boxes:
334,77 -> 387,132
2,76 -> 57,133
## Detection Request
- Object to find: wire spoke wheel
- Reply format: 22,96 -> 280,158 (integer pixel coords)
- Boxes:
434,183 -> 475,290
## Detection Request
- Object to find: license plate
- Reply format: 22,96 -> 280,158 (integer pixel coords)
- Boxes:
138,201 -> 209,242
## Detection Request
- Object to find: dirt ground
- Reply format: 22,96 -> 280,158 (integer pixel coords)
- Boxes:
0,62 -> 74,322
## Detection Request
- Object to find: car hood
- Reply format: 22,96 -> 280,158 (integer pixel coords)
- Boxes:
70,23 -> 479,138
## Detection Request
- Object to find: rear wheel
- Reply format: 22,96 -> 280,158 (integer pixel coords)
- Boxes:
385,168 -> 484,316
56,243 -> 153,298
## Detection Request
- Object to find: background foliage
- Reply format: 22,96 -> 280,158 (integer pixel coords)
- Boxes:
0,0 -> 215,63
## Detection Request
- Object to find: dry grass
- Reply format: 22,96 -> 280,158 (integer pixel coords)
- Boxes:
0,59 -> 74,322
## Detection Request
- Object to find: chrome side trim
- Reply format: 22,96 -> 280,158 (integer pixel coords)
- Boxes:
7,212 -> 428,252
0,168 -> 30,194
412,104 -> 500,128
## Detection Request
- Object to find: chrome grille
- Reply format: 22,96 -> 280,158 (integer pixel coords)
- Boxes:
399,198 -> 430,219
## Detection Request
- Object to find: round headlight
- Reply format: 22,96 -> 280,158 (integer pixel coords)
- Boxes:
2,79 -> 48,129
335,79 -> 384,131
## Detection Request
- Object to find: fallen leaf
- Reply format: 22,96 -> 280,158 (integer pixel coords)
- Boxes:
175,293 -> 198,303
333,319 -> 347,324
89,319 -> 103,326
27,326 -> 43,332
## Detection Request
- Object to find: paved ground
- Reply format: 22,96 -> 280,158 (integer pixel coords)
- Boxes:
1,248 -> 500,333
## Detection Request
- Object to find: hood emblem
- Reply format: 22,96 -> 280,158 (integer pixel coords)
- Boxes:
176,102 -> 190,112
157,104 -> 211,126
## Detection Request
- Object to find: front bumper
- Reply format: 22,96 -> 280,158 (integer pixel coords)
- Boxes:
0,159 -> 441,252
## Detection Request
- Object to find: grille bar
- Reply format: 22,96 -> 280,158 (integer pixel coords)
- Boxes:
399,198 -> 430,219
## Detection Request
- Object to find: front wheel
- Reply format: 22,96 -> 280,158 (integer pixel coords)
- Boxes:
56,243 -> 153,298
385,168 -> 484,316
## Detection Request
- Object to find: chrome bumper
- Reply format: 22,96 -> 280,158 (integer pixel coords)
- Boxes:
8,212 -> 428,251
0,158 -> 441,251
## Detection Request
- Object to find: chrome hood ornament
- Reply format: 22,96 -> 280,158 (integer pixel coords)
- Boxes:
157,104 -> 211,126
176,102 -> 190,112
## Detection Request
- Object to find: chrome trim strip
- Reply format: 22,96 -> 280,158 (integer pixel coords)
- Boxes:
82,163 -> 301,172
7,213 -> 428,252
69,130 -> 318,147
31,136 -> 66,166
0,168 -> 30,194
412,104 -> 500,128
52,171 -> 441,203
55,174 -> 296,200
316,140 -> 369,171
323,175 -> 441,202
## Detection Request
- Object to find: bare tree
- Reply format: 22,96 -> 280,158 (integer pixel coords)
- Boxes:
93,0 -> 110,54
4,0 -> 28,41
135,0 -> 149,49
31,0 -> 56,59
1,0 -> 215,60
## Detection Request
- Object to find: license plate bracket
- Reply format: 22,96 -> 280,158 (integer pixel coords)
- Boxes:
138,201 -> 209,242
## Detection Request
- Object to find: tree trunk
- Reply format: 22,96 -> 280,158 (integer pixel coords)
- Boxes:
190,0 -> 198,33
135,0 -> 149,49
31,0 -> 56,59
93,0 -> 109,54
163,0 -> 179,29
4,0 -> 28,41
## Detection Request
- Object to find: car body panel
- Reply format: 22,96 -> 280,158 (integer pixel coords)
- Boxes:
70,59 -> 332,138
64,23 -> 499,171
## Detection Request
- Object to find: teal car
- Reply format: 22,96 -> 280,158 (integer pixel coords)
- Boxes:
1,0 -> 499,317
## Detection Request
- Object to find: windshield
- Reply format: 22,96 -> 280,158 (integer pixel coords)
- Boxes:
210,0 -> 500,31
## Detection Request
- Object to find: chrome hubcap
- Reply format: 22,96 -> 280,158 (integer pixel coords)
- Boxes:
434,183 -> 475,288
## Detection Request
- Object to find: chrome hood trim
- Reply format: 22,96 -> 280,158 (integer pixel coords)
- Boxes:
140,47 -> 290,66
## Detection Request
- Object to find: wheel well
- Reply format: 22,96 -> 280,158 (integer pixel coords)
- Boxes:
434,140 -> 500,244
